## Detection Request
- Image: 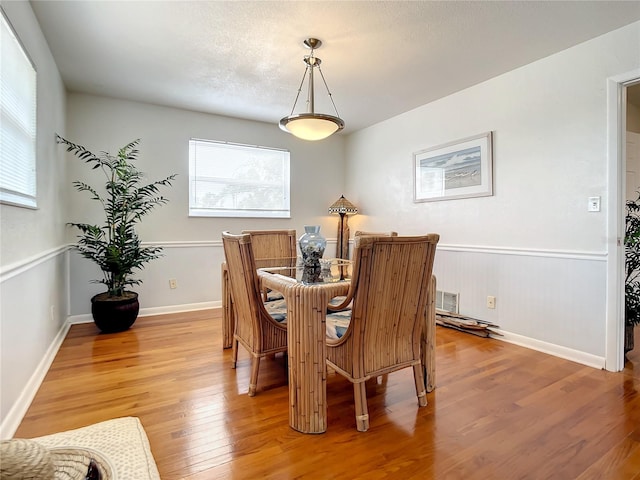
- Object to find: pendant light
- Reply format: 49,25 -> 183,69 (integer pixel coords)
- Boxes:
279,38 -> 345,141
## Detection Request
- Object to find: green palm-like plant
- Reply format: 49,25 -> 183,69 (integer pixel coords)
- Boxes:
58,135 -> 176,297
626,191 -> 640,327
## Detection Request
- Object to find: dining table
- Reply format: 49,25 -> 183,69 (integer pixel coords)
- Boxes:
221,259 -> 437,434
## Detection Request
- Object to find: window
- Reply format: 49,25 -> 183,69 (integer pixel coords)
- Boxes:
1,9 -> 37,208
189,139 -> 290,218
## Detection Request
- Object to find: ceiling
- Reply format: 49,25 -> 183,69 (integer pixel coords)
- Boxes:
29,1 -> 640,135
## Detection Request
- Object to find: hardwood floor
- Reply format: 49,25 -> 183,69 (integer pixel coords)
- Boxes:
15,310 -> 640,479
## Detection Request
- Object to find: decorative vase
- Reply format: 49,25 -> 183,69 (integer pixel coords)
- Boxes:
299,225 -> 326,283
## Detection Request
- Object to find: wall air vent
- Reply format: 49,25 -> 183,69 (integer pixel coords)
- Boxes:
436,290 -> 459,313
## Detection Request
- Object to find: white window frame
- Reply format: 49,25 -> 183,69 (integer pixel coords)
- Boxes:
188,138 -> 290,218
0,8 -> 37,209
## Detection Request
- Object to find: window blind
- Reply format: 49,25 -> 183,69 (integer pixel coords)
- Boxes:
1,10 -> 37,208
189,139 -> 290,218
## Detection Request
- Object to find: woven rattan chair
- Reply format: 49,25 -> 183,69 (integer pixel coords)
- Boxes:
327,231 -> 398,311
242,229 -> 297,300
326,234 -> 439,431
221,229 -> 296,347
241,229 -> 297,261
222,232 -> 288,396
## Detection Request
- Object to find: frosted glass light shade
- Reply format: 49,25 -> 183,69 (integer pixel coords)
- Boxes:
279,113 -> 344,141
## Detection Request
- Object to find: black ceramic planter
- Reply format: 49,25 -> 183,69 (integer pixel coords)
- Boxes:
91,291 -> 139,333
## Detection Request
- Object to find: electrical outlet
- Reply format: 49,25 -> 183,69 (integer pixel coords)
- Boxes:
169,279 -> 177,289
49,305 -> 56,322
588,196 -> 601,212
487,296 -> 496,309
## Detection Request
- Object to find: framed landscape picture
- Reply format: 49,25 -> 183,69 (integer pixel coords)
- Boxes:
413,131 -> 493,202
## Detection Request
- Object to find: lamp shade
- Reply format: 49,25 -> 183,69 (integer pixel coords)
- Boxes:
328,195 -> 358,215
279,114 -> 344,141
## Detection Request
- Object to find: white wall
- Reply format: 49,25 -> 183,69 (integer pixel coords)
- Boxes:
0,1 -> 68,437
64,94 -> 346,316
345,21 -> 640,363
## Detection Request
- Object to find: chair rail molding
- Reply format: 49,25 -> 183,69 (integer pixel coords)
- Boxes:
0,244 -> 70,283
436,243 -> 607,261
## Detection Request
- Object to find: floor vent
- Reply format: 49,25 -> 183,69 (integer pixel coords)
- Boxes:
436,290 -> 459,313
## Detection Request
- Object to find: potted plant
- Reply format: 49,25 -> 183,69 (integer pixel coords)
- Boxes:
625,190 -> 640,354
58,135 -> 176,333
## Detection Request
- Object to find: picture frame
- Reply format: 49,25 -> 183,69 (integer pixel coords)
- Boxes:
413,131 -> 493,202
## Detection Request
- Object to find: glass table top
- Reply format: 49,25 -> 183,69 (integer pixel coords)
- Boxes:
257,257 -> 352,285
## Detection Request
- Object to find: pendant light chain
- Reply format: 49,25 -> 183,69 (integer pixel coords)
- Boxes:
288,65 -> 310,116
317,66 -> 341,118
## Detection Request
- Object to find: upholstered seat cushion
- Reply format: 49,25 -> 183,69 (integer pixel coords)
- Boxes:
264,298 -> 287,322
265,295 -> 352,338
326,296 -> 351,339
266,291 -> 284,302
33,417 -> 160,480
326,309 -> 351,340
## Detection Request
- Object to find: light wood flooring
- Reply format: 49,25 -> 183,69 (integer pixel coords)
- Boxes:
15,309 -> 640,479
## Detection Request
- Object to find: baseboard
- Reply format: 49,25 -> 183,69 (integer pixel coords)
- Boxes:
138,301 -> 221,317
0,321 -> 72,439
491,330 -> 606,369
67,301 -> 222,324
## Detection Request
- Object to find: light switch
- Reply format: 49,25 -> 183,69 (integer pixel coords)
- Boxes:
588,196 -> 601,212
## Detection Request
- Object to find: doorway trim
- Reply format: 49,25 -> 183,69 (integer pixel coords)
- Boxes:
606,69 -> 640,371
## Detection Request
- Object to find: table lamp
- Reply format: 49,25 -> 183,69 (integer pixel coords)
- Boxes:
328,195 -> 358,259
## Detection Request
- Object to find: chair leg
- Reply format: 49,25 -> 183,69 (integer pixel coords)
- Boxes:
413,364 -> 428,407
353,382 -> 370,432
422,365 -> 427,390
248,355 -> 261,397
231,338 -> 239,369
